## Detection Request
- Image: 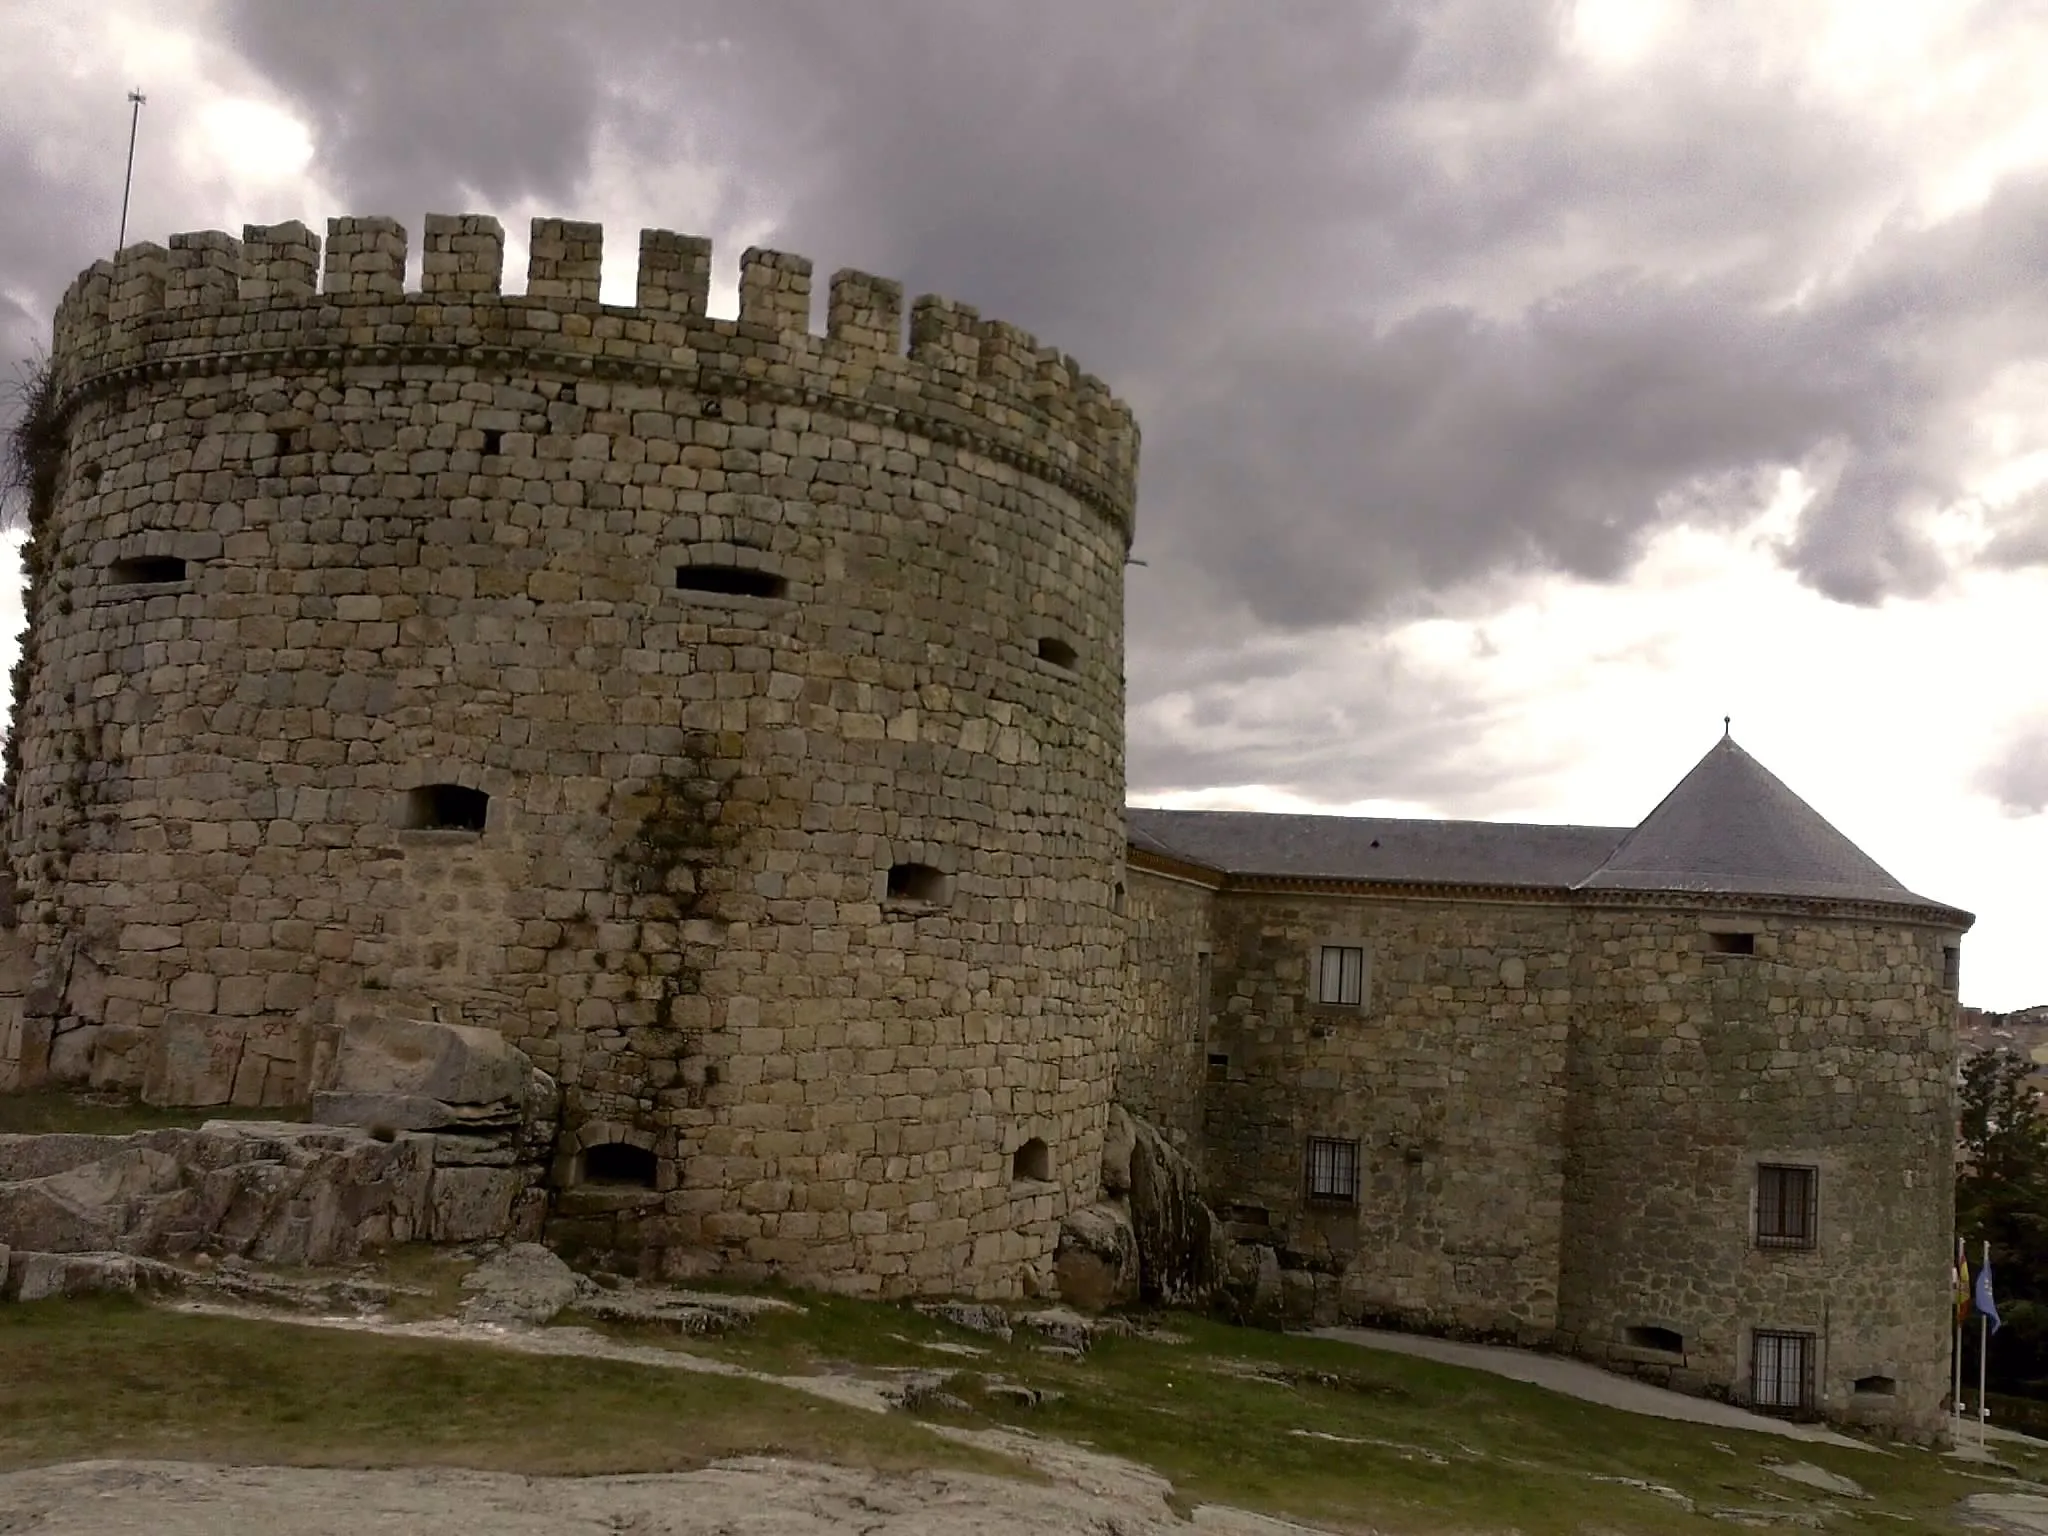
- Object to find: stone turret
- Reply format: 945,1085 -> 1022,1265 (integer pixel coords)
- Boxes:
4,213 -> 1141,1299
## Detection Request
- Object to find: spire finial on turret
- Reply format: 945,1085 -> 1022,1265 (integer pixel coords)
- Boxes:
1723,715 -> 1731,740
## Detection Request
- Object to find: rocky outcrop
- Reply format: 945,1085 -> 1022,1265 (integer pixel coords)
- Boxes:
459,1242 -> 588,1326
1127,1111 -> 1222,1305
1053,1201 -> 1139,1311
1055,1105 -> 1221,1313
1,1010 -> 564,1287
315,1008 -> 535,1130
0,1119 -> 544,1274
314,1007 -> 560,1211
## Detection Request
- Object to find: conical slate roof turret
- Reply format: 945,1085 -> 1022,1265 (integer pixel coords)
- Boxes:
1578,734 -> 1952,910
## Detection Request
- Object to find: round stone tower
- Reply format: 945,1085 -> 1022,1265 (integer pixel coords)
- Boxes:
5,213 -> 1139,1296
1556,737 -> 1968,1438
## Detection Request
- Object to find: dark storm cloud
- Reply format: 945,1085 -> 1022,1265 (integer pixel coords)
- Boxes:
206,4 -> 2048,624
0,125 -> 118,527
217,2 -> 609,212
1144,278 -> 1858,628
13,2 -> 2048,803
1123,634 -> 1530,808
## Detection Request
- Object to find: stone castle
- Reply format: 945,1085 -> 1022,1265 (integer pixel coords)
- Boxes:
0,213 -> 1967,1439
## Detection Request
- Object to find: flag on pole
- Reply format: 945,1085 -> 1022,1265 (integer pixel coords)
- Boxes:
1976,1252 -> 2003,1334
1958,1245 -> 1973,1326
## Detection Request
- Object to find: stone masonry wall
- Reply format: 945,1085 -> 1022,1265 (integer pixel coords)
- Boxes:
1113,866 -> 1215,1165
1200,888 -> 1575,1339
1177,879 -> 1961,1439
5,213 -> 1139,1299
1557,903 -> 1961,1439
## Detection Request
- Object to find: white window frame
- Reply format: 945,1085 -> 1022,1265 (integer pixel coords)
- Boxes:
1316,943 -> 1367,1008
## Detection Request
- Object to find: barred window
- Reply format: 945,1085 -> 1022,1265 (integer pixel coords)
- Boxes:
1317,945 -> 1365,1007
1751,1329 -> 1815,1412
1756,1164 -> 1818,1250
1306,1137 -> 1361,1204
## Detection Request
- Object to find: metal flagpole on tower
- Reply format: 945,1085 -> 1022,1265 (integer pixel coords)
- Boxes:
116,89 -> 146,253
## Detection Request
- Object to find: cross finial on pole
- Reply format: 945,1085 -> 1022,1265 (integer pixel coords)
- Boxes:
117,89 -> 147,254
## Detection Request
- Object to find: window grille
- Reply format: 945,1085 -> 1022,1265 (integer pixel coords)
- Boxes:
1306,1137 -> 1361,1203
1751,1330 -> 1815,1411
1318,945 -> 1365,1007
1755,1164 -> 1818,1250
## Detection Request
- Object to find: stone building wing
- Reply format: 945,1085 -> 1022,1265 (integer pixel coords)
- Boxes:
1126,808 -> 1627,887
1576,734 -> 1964,914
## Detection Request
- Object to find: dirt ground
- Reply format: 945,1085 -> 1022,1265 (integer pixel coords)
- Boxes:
0,1442 -> 1333,1536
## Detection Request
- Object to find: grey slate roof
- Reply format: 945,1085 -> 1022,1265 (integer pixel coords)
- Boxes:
1129,735 -> 1965,916
1126,807 -> 1628,887
1576,735 -> 1949,907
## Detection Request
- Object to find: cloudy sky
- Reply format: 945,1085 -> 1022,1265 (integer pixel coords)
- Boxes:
4,1 -> 2048,1006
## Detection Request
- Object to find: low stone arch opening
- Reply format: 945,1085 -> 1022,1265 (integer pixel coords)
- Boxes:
579,1142 -> 658,1189
404,783 -> 489,832
1012,1137 -> 1051,1184
676,565 -> 787,600
886,862 -> 951,905
1036,635 -> 1078,671
1626,1324 -> 1684,1355
110,554 -> 189,585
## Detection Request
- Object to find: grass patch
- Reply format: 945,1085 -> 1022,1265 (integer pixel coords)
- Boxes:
0,1296 -> 1020,1482
572,1283 -> 1026,1377
16,1276 -> 2048,1533
369,1244 -> 481,1323
0,1088 -> 307,1136
595,1296 -> 2048,1535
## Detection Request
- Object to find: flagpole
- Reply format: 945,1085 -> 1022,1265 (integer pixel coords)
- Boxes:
1956,1235 -> 1966,1433
1980,1239 -> 1991,1448
116,88 -> 146,254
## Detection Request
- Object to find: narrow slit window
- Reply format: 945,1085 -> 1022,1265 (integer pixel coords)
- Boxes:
110,555 -> 189,585
1852,1374 -> 1896,1396
1012,1138 -> 1051,1183
1751,1330 -> 1815,1412
1036,636 -> 1078,670
1708,931 -> 1757,955
1317,945 -> 1366,1007
886,862 -> 950,905
1626,1325 -> 1684,1354
1755,1163 -> 1818,1250
676,565 -> 787,599
404,783 -> 489,833
1206,1052 -> 1230,1081
581,1142 -> 657,1188
481,428 -> 504,455
1942,945 -> 1961,993
1306,1136 -> 1361,1204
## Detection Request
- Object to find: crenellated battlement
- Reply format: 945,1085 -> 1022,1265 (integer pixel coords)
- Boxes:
47,214 -> 1139,531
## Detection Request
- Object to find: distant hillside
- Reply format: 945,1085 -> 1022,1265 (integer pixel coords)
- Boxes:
1959,1004 -> 2048,1066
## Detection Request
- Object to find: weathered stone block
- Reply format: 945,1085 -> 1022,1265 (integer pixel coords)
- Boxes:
427,1166 -> 524,1243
